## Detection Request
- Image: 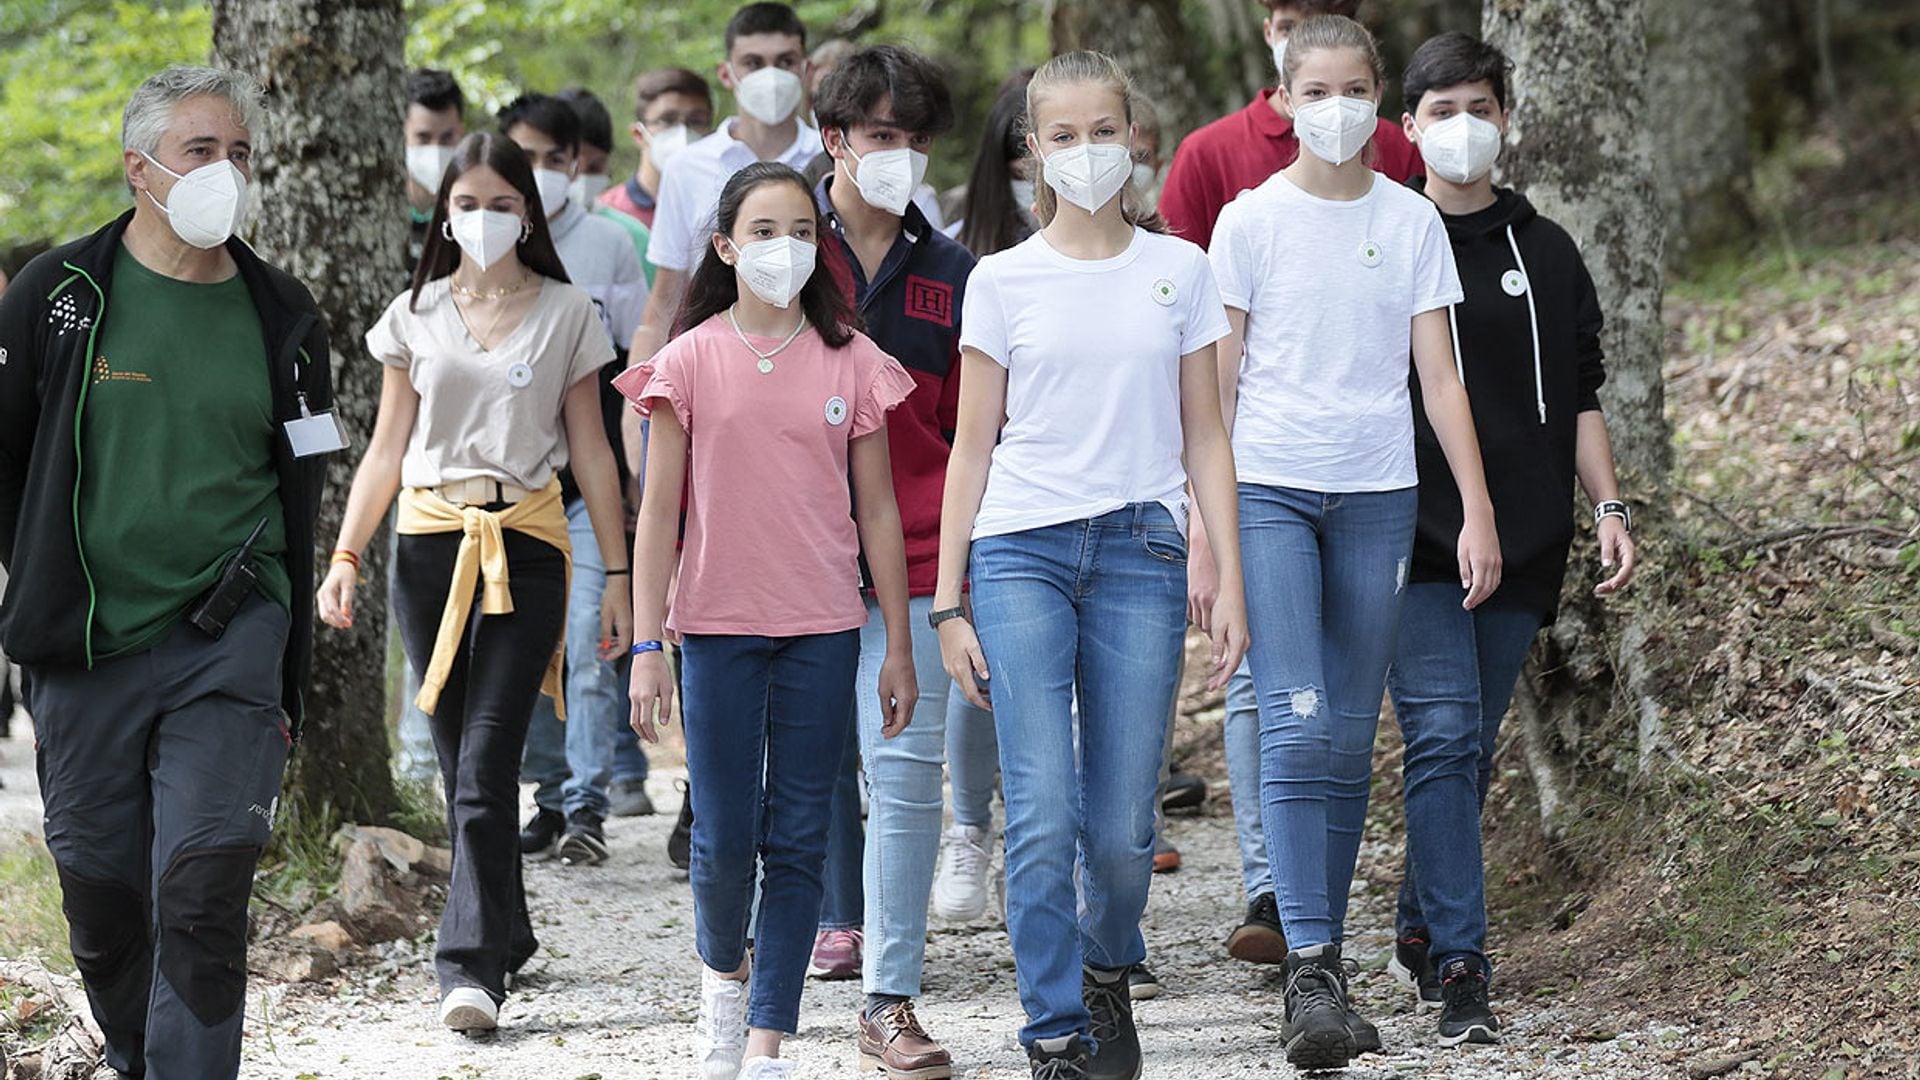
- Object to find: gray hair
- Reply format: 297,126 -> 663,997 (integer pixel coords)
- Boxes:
121,65 -> 264,156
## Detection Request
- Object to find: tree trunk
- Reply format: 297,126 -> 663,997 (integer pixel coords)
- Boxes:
1645,0 -> 1759,263
1483,0 -> 1676,814
212,0 -> 405,827
1049,0 -> 1227,145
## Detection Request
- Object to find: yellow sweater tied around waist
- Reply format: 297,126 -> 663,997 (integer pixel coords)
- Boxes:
397,479 -> 572,720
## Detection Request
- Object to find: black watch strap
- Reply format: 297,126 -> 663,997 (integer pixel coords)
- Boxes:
927,606 -> 966,630
1594,500 -> 1632,531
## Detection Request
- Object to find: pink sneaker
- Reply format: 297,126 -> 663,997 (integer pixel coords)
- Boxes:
806,928 -> 862,980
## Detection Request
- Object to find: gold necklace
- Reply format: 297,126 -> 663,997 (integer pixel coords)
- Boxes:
450,270 -> 533,301
453,277 -> 531,351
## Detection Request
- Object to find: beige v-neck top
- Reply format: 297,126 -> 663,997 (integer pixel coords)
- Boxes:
366,277 -> 614,490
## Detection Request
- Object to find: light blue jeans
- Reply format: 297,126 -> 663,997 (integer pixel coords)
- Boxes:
947,683 -> 1000,829
521,497 -> 644,818
1238,483 -> 1415,951
856,595 -> 992,996
1386,584 -> 1542,976
1221,660 -> 1273,900
970,503 -> 1188,1048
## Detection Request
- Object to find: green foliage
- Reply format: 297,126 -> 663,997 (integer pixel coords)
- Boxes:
0,0 -> 1047,251
0,837 -> 74,971
0,1 -> 209,250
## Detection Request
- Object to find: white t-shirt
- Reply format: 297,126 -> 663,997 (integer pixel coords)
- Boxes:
366,279 -> 614,490
549,201 -> 647,350
647,116 -> 823,272
960,227 -> 1230,540
1210,171 -> 1463,492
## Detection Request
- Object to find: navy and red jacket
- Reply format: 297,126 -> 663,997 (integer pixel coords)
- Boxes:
815,176 -> 975,596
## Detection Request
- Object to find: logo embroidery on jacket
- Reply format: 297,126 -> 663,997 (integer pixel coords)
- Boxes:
904,275 -> 953,328
92,356 -> 151,385
49,292 -> 93,336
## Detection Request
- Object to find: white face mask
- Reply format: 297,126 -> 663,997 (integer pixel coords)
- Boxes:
1292,95 -> 1378,166
533,168 -> 573,217
571,173 -> 612,208
731,65 -> 804,126
1271,36 -> 1288,80
1131,161 -> 1157,193
731,234 -> 815,308
644,123 -> 693,169
843,140 -> 929,216
140,153 -> 247,249
446,208 -> 524,271
406,144 -> 456,194
1040,142 -> 1132,214
1009,177 -> 1039,227
1414,112 -> 1503,184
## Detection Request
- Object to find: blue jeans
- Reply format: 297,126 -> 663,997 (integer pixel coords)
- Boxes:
1386,584 -> 1541,975
970,504 -> 1187,1048
521,498 -> 645,818
682,630 -> 860,1034
856,595 -> 992,996
1221,660 -> 1272,900
947,682 -> 1000,828
1239,483 -> 1415,951
819,718 -> 864,932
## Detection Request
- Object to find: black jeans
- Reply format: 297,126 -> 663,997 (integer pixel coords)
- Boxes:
27,594 -> 291,1079
393,528 -> 567,1002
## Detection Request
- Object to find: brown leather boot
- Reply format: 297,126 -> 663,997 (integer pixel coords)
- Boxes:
856,1000 -> 954,1079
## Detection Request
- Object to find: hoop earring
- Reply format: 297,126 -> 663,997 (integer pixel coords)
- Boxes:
441,220 -> 453,241
520,219 -> 532,242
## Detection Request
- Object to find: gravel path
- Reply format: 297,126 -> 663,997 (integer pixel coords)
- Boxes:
0,722 -> 1705,1078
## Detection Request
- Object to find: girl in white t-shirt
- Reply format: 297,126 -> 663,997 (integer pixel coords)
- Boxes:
1194,15 -> 1500,1069
933,51 -> 1248,1080
316,132 -> 634,1034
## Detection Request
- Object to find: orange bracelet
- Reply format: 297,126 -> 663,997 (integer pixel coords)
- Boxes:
330,549 -> 361,568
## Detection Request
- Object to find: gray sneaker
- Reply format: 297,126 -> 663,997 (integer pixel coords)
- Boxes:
608,777 -> 655,817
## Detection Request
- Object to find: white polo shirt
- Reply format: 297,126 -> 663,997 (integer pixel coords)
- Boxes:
647,116 -> 824,273
549,201 -> 647,350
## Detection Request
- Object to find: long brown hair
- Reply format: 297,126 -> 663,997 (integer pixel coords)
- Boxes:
1024,51 -> 1165,234
410,131 -> 570,311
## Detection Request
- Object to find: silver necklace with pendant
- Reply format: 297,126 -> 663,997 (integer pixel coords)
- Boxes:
726,304 -> 807,374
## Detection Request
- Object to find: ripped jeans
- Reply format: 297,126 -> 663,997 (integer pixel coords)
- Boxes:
1238,482 -> 1415,951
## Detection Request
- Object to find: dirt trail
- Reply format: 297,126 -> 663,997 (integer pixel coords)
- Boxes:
0,722 -> 1711,1079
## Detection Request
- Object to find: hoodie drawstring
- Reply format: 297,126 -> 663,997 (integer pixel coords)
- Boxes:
1504,224 -> 1547,425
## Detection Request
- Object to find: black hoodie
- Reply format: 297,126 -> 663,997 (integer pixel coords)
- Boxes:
1408,184 -> 1606,622
0,211 -> 333,732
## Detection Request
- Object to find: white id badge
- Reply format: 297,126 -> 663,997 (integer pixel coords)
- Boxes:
285,412 -> 348,457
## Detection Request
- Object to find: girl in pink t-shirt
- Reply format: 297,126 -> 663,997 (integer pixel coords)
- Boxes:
615,161 -> 918,1080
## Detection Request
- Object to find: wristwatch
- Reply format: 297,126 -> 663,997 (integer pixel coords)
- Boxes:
1593,500 -> 1632,532
927,606 -> 967,630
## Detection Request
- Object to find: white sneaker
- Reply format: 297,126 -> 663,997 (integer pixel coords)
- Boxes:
438,986 -> 498,1032
931,824 -> 992,921
738,1058 -> 796,1080
697,965 -> 751,1079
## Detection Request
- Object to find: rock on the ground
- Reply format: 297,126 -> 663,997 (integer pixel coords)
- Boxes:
286,920 -> 354,954
251,938 -> 337,983
333,823 -> 451,879
335,837 -> 428,945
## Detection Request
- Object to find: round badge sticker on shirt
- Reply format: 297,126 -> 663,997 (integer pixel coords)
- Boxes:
1502,269 -> 1529,297
1151,278 -> 1178,306
506,361 -> 534,389
825,395 -> 849,426
1358,240 -> 1383,268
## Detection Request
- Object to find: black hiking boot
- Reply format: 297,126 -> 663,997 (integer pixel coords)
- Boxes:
559,809 -> 610,865
1083,967 -> 1142,1080
1224,892 -> 1287,964
1281,943 -> 1354,1070
1027,1034 -> 1092,1079
518,806 -> 565,859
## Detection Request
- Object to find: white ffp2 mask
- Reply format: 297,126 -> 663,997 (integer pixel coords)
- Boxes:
731,65 -> 804,126
1292,96 -> 1378,166
1414,113 -> 1503,184
533,168 -> 572,217
141,154 -> 247,249
446,209 -> 524,271
1040,142 -> 1132,214
644,123 -> 694,168
732,235 -> 815,308
406,144 -> 456,194
844,142 -> 929,216
571,173 -> 613,208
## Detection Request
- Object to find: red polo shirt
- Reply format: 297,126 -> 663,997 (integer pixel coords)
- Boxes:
1159,89 -> 1422,250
